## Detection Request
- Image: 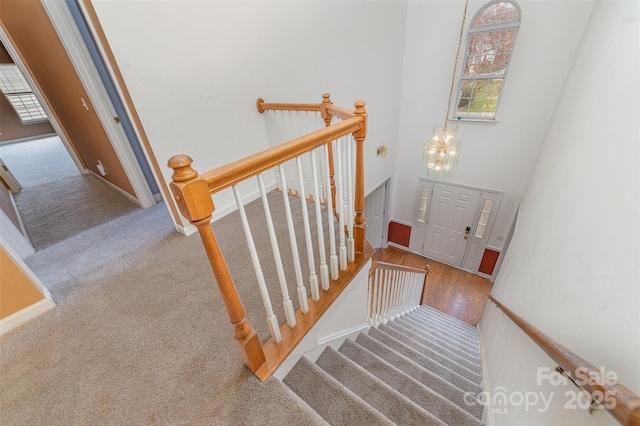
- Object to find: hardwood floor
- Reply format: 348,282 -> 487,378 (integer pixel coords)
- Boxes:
373,246 -> 493,327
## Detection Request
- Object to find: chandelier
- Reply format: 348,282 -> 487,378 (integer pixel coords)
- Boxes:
423,0 -> 469,176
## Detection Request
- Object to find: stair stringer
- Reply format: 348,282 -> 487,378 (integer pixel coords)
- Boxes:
272,258 -> 372,380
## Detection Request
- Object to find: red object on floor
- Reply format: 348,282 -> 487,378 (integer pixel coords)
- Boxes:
388,221 -> 411,247
478,248 -> 500,275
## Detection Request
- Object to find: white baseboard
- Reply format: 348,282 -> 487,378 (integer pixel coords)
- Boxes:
173,181 -> 279,238
317,323 -> 369,346
386,241 -> 410,251
86,170 -> 141,207
0,133 -> 57,146
0,298 -> 55,336
211,180 -> 278,223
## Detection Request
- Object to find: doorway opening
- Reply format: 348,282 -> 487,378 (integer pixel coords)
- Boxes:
364,179 -> 389,249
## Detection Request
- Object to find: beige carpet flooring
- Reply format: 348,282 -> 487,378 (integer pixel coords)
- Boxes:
1,138 -> 333,424
0,136 -> 140,251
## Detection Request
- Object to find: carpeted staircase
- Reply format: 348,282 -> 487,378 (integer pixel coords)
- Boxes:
284,304 -> 485,426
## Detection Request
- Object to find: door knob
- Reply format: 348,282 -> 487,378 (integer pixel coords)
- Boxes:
464,226 -> 470,239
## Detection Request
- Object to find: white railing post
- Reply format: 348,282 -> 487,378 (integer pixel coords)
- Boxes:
323,144 -> 339,280
257,174 -> 296,328
232,184 -> 281,343
310,149 -> 329,290
335,136 -> 347,270
296,157 -> 320,301
278,164 -> 308,314
346,134 -> 355,262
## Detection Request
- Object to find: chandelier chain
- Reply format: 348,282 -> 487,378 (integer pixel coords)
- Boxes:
444,0 -> 470,127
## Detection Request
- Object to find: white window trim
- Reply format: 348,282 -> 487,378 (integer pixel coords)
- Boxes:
452,0 -> 521,122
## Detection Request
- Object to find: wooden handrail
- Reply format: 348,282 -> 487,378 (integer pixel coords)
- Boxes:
201,116 -> 363,194
489,295 -> 640,426
371,261 -> 430,276
256,99 -> 322,113
168,94 -> 368,378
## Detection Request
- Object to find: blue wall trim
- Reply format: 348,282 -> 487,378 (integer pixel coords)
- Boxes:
65,0 -> 159,195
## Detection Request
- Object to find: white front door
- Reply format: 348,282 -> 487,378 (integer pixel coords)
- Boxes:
422,183 -> 481,267
365,181 -> 387,249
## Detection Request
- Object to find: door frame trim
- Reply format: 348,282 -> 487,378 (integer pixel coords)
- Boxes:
409,178 -> 504,275
365,177 -> 390,249
0,26 -> 85,175
40,0 -> 156,209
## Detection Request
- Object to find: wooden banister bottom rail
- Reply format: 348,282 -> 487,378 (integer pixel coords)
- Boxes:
489,295 -> 640,426
255,240 -> 375,381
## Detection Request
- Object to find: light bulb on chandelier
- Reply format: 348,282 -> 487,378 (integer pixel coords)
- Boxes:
423,0 -> 469,177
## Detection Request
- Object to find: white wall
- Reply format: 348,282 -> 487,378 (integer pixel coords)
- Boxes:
480,1 -> 639,424
391,0 -> 593,250
91,0 -> 408,227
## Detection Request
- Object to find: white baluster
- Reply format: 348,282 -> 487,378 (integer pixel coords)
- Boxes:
232,184 -> 281,343
368,273 -> 374,326
310,149 -> 329,290
391,270 -> 399,320
391,271 -> 401,319
335,137 -> 347,270
296,157 -> 319,301
323,143 -> 339,280
373,269 -> 381,326
346,134 -> 355,262
257,174 -> 296,328
278,164 -> 308,314
413,274 -> 422,310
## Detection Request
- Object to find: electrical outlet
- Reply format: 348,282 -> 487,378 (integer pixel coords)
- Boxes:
96,160 -> 107,176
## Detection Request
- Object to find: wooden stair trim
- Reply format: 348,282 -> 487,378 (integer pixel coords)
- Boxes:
255,240 -> 375,381
370,260 -> 430,276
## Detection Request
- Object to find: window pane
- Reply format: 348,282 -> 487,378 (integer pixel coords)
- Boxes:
457,79 -> 502,117
464,29 -> 516,77
479,212 -> 490,226
472,2 -> 519,27
482,198 -> 494,213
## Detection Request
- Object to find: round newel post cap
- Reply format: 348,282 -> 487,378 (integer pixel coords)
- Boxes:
322,93 -> 332,104
167,155 -> 197,182
354,100 -> 366,114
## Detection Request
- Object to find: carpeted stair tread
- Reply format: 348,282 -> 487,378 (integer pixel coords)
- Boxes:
403,310 -> 481,344
315,347 -> 446,426
394,316 -> 481,360
406,311 -> 480,344
366,327 -> 482,394
415,305 -> 479,335
410,309 -> 479,337
339,338 -> 485,423
283,357 -> 394,426
354,333 -> 483,413
403,314 -> 480,348
377,324 -> 482,384
387,321 -> 481,372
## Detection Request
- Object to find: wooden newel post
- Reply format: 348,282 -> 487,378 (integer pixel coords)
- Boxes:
167,155 -> 266,372
352,100 -> 367,254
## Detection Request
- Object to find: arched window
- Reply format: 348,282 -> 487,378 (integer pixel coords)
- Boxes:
454,1 -> 520,120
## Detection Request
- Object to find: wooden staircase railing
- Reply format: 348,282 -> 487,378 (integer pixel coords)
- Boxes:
368,261 -> 430,327
489,295 -> 640,426
168,94 -> 371,381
